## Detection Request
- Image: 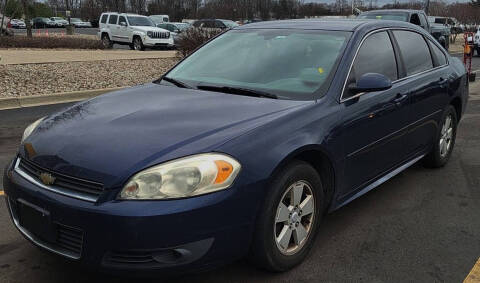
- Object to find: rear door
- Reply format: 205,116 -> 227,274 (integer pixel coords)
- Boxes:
340,31 -> 410,195
391,30 -> 449,156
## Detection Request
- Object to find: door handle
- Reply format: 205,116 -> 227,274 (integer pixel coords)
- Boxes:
439,77 -> 448,88
394,93 -> 408,106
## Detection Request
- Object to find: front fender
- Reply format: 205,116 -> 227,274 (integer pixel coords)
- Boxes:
217,99 -> 342,192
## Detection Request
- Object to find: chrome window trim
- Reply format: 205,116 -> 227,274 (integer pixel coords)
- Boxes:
13,158 -> 98,203
6,197 -> 81,260
340,27 -> 450,103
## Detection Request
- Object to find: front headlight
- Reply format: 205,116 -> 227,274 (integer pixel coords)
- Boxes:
21,117 -> 44,143
119,153 -> 241,200
147,31 -> 153,38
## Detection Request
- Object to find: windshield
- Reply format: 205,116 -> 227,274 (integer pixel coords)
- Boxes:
358,12 -> 409,22
222,20 -> 239,28
128,16 -> 154,27
166,29 -> 350,100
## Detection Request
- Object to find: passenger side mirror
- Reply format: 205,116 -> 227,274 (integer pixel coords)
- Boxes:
120,22 -> 127,27
349,73 -> 392,94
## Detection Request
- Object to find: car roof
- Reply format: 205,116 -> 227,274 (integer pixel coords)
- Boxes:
361,9 -> 424,14
236,19 -> 419,32
102,12 -> 144,16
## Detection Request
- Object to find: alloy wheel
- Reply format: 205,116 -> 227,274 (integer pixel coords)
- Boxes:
439,114 -> 453,158
274,181 -> 315,255
102,36 -> 111,48
134,38 -> 142,50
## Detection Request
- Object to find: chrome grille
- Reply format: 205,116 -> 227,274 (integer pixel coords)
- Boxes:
149,31 -> 170,39
16,158 -> 104,202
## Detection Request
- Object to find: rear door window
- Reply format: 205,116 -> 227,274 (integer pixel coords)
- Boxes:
393,30 -> 433,76
108,15 -> 118,25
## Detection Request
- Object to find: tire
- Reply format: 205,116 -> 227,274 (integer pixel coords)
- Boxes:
249,161 -> 324,272
423,105 -> 457,168
129,43 -> 135,50
133,36 -> 145,51
101,34 -> 113,49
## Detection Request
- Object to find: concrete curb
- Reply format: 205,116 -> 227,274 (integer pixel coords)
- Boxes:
0,87 -> 124,110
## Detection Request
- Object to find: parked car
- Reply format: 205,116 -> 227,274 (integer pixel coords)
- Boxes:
50,17 -> 69,27
358,10 -> 449,50
149,14 -> 170,25
429,16 -> 463,34
192,19 -> 239,30
156,22 -> 191,45
4,19 -> 468,274
0,13 -> 13,35
98,12 -> 174,50
9,19 -> 26,29
428,17 -> 451,50
32,17 -> 56,28
90,19 -> 99,28
70,18 -> 92,28
467,27 -> 480,56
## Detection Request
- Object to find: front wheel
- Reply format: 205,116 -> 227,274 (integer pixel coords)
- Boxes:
133,36 -> 145,51
423,105 -> 457,168
249,161 -> 324,271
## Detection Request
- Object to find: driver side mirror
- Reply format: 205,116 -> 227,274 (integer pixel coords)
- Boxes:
120,22 -> 127,27
349,73 -> 392,94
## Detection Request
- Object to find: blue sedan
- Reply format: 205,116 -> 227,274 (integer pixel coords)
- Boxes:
3,19 -> 468,273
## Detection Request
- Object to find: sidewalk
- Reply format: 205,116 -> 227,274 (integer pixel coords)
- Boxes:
0,49 -> 177,65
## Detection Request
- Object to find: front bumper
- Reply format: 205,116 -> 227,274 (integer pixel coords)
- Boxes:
3,158 -> 259,274
143,36 -> 174,48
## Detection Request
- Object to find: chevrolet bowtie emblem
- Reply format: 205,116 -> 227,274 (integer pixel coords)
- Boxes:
39,172 -> 56,186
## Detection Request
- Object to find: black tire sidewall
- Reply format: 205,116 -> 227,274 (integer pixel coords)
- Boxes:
426,105 -> 458,167
251,161 -> 325,271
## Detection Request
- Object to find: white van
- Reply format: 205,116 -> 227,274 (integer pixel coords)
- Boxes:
149,15 -> 169,26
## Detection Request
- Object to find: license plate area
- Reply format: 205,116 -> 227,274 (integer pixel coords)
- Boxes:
18,199 -> 56,243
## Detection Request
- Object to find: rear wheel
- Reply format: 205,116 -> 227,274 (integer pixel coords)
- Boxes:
101,34 -> 113,49
249,161 -> 324,271
423,105 -> 457,168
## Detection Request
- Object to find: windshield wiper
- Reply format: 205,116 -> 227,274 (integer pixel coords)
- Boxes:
197,85 -> 277,99
160,76 -> 193,89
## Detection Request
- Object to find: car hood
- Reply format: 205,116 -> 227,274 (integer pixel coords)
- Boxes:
22,83 -> 310,187
132,26 -> 169,33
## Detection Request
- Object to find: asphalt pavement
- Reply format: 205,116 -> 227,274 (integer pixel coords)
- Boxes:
0,72 -> 480,282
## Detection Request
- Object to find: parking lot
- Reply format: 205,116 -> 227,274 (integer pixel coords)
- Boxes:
0,49 -> 479,282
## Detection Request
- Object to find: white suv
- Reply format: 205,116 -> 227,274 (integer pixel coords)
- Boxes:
98,12 -> 174,50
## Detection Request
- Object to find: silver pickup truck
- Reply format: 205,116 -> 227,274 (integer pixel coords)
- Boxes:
358,9 -> 451,51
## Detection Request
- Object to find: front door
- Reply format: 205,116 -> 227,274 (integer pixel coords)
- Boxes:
339,31 -> 410,197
